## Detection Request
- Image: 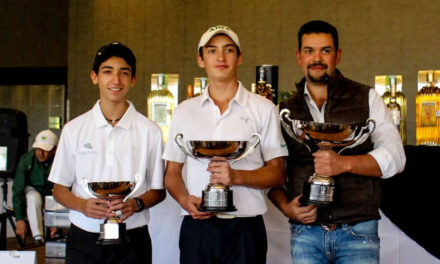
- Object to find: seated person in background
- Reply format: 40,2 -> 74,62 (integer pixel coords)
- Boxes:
12,129 -> 58,243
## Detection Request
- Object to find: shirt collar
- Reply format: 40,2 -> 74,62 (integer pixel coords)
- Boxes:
92,100 -> 136,129
303,81 -> 327,115
303,81 -> 312,101
198,81 -> 248,108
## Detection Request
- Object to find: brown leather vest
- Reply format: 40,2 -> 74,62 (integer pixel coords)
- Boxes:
280,70 -> 381,224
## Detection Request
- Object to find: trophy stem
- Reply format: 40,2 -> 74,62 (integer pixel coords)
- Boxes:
301,172 -> 335,206
318,145 -> 333,151
198,183 -> 237,212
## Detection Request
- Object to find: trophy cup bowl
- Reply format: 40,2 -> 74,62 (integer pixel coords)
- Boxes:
280,109 -> 376,206
82,173 -> 143,245
175,133 -> 261,212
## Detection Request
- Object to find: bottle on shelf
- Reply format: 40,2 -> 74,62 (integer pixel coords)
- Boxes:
187,84 -> 194,99
193,77 -> 208,97
396,83 -> 407,144
387,76 -> 403,141
255,66 -> 273,102
147,73 -> 174,142
200,77 -> 208,94
381,75 -> 407,144
416,72 -> 440,146
251,83 -> 256,93
381,76 -> 391,103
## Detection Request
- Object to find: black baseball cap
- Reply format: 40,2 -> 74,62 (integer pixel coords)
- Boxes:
93,42 -> 136,76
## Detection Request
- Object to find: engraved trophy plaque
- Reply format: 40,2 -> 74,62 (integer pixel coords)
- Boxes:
280,109 -> 376,206
82,173 -> 143,245
175,133 -> 261,212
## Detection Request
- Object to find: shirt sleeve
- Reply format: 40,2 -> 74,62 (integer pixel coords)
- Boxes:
48,124 -> 76,187
259,104 -> 289,162
147,127 -> 165,190
368,89 -> 406,178
12,154 -> 27,220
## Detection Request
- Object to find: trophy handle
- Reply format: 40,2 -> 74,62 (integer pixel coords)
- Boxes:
175,133 -> 199,161
82,177 -> 98,199
279,109 -> 312,153
230,133 -> 261,164
123,173 -> 143,202
338,119 -> 376,154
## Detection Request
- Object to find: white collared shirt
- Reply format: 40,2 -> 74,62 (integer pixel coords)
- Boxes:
49,100 -> 164,232
303,83 -> 406,178
163,81 -> 288,217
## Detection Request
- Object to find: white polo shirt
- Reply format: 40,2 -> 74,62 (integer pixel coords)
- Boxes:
163,81 -> 288,217
49,100 -> 164,233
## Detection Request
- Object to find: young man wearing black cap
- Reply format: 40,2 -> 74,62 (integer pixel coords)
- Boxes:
163,25 -> 288,264
49,42 -> 165,264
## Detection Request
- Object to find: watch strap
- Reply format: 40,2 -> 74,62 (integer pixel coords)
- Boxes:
135,198 -> 145,212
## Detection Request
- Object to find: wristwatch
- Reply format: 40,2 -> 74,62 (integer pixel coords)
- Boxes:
134,198 -> 145,212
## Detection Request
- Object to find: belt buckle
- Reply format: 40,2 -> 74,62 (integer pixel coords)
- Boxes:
321,223 -> 337,231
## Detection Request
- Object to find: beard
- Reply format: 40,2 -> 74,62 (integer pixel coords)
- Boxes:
307,63 -> 330,83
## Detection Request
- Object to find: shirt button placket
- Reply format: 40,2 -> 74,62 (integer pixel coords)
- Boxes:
108,133 -> 114,157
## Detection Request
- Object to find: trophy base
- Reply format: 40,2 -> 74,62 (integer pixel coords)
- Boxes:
97,237 -> 130,245
302,180 -> 334,206
97,222 -> 130,245
199,187 -> 237,212
198,205 -> 237,212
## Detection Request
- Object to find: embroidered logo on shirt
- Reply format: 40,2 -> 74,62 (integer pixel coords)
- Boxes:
83,143 -> 93,149
79,142 -> 98,155
240,116 -> 251,124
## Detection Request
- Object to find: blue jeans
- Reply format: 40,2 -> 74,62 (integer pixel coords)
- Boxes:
291,220 -> 380,264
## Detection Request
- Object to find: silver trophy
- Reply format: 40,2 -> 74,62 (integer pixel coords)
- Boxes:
82,173 -> 143,245
280,109 -> 376,206
175,133 -> 261,212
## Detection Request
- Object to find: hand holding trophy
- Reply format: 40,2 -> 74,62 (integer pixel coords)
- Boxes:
175,133 -> 260,212
280,109 -> 375,206
82,173 -> 143,245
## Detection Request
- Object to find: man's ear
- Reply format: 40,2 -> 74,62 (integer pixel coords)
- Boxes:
90,71 -> 98,85
336,48 -> 342,65
196,53 -> 205,68
237,52 -> 243,66
131,75 -> 137,87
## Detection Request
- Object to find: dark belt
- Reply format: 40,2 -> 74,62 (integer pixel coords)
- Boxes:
290,220 -> 357,231
316,222 -> 356,231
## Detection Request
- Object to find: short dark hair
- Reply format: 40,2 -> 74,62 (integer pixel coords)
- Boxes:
298,20 -> 339,51
93,42 -> 136,76
198,34 -> 241,60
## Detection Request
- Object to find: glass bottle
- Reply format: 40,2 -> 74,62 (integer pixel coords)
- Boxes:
416,72 -> 439,145
193,77 -> 208,97
382,76 -> 407,144
396,84 -> 407,144
200,77 -> 208,94
255,66 -> 273,102
147,73 -> 174,142
187,84 -> 194,99
251,83 -> 256,93
387,76 -> 402,140
381,76 -> 391,104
